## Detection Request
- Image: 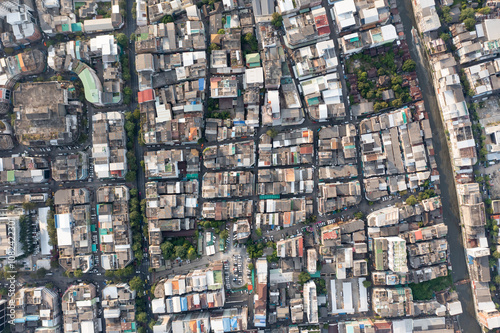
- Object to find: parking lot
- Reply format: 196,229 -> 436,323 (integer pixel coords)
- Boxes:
220,238 -> 253,290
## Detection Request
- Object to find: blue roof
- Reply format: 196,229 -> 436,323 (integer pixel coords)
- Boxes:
223,318 -> 230,332
180,297 -> 188,311
184,104 -> 203,112
76,41 -> 81,60
71,23 -> 83,32
198,78 -> 205,90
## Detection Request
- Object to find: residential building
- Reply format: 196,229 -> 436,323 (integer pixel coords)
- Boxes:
96,186 -> 133,270
51,152 -> 88,181
13,287 -> 61,333
101,284 -> 137,333
152,263 -> 225,314
92,112 -> 127,179
0,156 -> 49,184
254,258 -> 268,327
54,188 -> 92,273
62,283 -> 99,333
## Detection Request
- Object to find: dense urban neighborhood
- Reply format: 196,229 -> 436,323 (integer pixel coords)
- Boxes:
1,0 -> 500,333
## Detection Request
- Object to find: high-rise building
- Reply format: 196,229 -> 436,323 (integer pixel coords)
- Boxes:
387,237 -> 408,273
303,280 -> 318,324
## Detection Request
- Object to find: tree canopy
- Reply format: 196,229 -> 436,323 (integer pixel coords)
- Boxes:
271,13 -> 283,28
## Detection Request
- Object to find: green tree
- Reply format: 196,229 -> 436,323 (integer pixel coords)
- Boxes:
161,241 -> 174,260
478,7 -> 491,15
267,250 -> 278,263
136,312 -> 148,323
220,229 -> 229,241
363,280 -> 372,288
374,101 -> 388,111
464,18 -> 476,31
391,99 -> 402,108
441,6 -> 452,23
440,33 -> 450,42
217,29 -> 225,34
495,275 -> 500,285
266,129 -> 278,138
402,59 -> 416,72
243,33 -> 258,52
161,15 -> 174,24
255,228 -> 263,237
406,195 -> 418,206
354,212 -> 364,219
116,33 -> 128,48
130,211 -> 141,224
174,245 -> 187,259
125,171 -> 136,182
187,247 -> 197,260
74,269 -> 83,278
271,12 -> 283,28
314,278 -> 327,294
129,276 -> 145,292
123,86 -> 132,96
298,271 -> 311,284
248,263 -> 254,270
209,43 -> 221,51
460,7 -> 475,22
493,251 -> 500,259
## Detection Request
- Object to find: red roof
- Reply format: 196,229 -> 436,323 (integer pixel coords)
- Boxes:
314,15 -> 328,28
317,26 -> 331,36
323,230 -> 339,240
138,89 -> 154,104
414,229 -> 423,241
300,145 -> 313,154
298,237 -> 303,257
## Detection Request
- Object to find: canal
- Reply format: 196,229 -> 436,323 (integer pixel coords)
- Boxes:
395,1 -> 481,332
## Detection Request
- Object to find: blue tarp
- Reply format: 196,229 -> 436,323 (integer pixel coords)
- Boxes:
230,317 -> 238,330
26,315 -> 39,321
198,78 -> 205,90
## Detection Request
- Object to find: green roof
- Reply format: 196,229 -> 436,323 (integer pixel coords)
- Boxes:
62,24 -> 70,32
214,270 -> 223,284
78,68 -> 100,104
245,53 -> 260,65
6,171 -> 14,182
